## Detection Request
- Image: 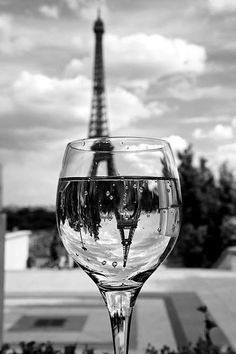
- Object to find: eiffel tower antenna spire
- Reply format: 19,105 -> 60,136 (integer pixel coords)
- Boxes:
97,5 -> 101,19
88,10 -> 108,138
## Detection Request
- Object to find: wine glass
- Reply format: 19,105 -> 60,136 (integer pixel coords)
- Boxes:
56,136 -> 182,354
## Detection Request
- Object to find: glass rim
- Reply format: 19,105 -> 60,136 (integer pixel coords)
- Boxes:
67,136 -> 171,153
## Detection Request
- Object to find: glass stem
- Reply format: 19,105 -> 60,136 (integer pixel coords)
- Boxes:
99,287 -> 141,354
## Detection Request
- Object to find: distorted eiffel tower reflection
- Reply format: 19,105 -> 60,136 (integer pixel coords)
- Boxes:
87,12 -> 140,267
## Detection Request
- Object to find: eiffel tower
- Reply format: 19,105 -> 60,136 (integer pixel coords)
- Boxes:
88,12 -> 139,267
88,11 -> 116,177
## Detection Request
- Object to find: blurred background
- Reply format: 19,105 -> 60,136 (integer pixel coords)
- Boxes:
0,0 -> 236,352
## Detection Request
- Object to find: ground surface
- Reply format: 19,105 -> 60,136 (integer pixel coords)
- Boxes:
3,267 -> 236,353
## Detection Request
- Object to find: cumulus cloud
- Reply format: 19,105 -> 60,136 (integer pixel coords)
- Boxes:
208,0 -> 236,13
148,73 -> 235,102
193,124 -> 234,140
0,14 -> 33,54
163,135 -> 188,155
108,87 -> 150,130
12,71 -> 91,120
64,58 -> 84,77
106,33 -> 206,81
39,5 -> 59,19
0,70 -> 157,152
67,34 -> 206,94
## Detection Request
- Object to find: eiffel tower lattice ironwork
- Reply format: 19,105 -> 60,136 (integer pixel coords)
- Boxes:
88,12 -> 116,178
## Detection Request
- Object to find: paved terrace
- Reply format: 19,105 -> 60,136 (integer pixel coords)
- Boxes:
3,268 -> 236,353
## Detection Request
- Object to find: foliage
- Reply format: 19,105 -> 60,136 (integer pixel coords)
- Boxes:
1,306 -> 235,354
144,305 -> 235,354
171,145 -> 236,267
5,207 -> 56,231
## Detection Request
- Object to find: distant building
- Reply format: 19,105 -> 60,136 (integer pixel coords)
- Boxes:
5,230 -> 31,270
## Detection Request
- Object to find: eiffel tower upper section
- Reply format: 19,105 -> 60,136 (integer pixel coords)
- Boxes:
88,12 -> 109,138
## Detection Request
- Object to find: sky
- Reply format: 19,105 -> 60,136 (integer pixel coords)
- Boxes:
0,0 -> 236,206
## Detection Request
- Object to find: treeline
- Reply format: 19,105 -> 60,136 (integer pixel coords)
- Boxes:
5,207 -> 56,231
4,145 -> 236,268
171,145 -> 236,267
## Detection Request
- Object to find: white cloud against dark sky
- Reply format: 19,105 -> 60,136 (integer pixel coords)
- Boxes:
0,0 -> 236,205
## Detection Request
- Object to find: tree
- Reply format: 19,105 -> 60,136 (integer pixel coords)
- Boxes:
171,145 -> 236,267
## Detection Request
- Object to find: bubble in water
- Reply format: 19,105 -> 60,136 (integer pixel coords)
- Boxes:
157,228 -> 161,232
167,189 -> 170,192
84,191 -> 88,196
125,185 -> 129,190
133,184 -> 137,189
139,187 -> 143,193
112,183 -> 116,187
110,195 -> 114,200
106,191 -> 110,196
84,204 -> 87,208
102,260 -> 106,265
112,261 -> 118,268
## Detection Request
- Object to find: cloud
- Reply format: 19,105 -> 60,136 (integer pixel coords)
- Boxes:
148,73 -> 235,101
208,0 -> 236,13
232,118 -> 236,128
0,14 -> 33,54
63,0 -> 108,20
108,87 -> 151,130
193,124 -> 234,140
122,135 -> 188,177
106,33 -> 206,81
181,115 -> 233,124
65,34 -> 206,95
64,58 -> 84,77
39,5 -> 59,19
12,71 -> 91,119
0,71 -> 91,152
0,70 -> 156,152
216,143 -> 236,173
163,135 -> 188,155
